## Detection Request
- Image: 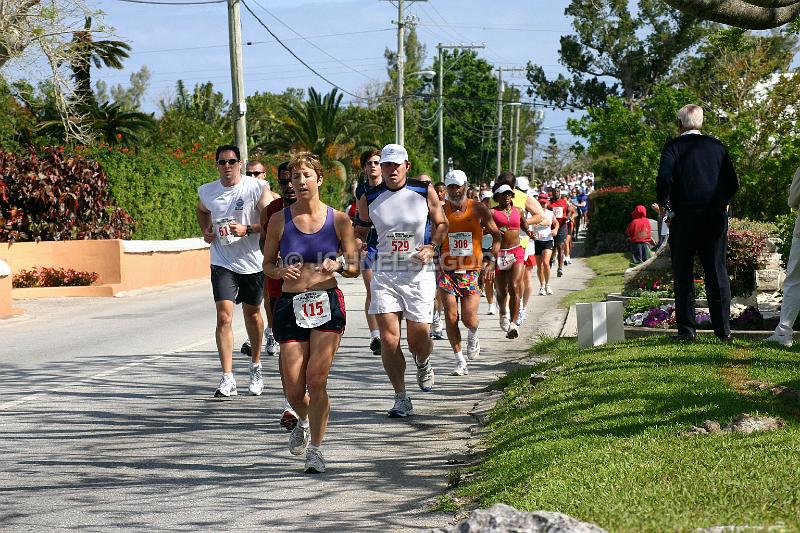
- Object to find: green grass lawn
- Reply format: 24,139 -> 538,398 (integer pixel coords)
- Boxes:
458,336 -> 800,532
560,252 -> 629,309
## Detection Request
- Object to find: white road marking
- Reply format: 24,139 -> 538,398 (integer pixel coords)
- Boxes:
0,328 -> 247,411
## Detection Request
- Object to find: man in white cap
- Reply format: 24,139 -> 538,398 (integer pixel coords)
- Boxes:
355,144 -> 449,418
439,169 -> 502,375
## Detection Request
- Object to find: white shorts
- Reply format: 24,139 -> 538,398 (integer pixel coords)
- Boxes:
369,270 -> 436,323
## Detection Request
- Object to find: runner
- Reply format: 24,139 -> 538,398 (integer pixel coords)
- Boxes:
439,170 -> 501,375
491,183 -> 530,339
355,144 -> 448,418
550,189 -> 571,277
515,176 -> 534,327
430,178 -> 446,340
259,161 -> 300,431
245,159 -> 281,202
480,190 -> 497,315
197,144 -> 271,397
354,149 -> 383,355
492,172 -> 544,324
263,152 -> 359,474
532,193 -> 558,295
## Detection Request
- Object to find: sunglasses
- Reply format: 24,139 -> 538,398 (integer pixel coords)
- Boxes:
278,179 -> 292,186
365,161 -> 380,166
245,171 -> 264,177
217,159 -> 239,166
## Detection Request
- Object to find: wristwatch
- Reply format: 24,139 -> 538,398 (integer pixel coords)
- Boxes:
245,224 -> 252,236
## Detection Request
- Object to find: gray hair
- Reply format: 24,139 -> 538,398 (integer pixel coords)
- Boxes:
677,104 -> 703,130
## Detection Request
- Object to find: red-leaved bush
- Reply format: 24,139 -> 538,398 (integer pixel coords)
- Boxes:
0,148 -> 135,242
13,267 -> 99,288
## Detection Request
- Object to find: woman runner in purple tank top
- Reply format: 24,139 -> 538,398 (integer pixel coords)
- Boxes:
263,152 -> 359,474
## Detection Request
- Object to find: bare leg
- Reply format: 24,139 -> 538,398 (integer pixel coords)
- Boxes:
305,331 -> 340,446
377,312 -> 406,393
215,300 -> 234,372
242,302 -> 264,364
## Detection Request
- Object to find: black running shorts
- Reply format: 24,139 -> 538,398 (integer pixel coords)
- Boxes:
211,265 -> 264,306
273,287 -> 346,343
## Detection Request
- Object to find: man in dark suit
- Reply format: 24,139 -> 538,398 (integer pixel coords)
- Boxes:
656,104 -> 739,341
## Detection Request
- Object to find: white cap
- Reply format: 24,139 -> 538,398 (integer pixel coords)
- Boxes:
494,184 -> 513,195
379,143 -> 409,164
515,176 -> 530,192
480,191 -> 492,200
444,169 -> 468,187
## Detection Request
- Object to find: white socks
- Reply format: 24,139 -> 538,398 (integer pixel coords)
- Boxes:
370,329 -> 380,339
454,350 -> 466,365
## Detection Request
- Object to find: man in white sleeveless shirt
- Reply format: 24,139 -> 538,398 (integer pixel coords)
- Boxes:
355,144 -> 449,418
197,144 -> 272,398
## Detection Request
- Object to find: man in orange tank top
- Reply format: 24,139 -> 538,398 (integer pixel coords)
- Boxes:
439,170 -> 502,375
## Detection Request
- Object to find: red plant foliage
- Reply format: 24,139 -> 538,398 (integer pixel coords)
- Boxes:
0,148 -> 135,242
13,267 -> 100,288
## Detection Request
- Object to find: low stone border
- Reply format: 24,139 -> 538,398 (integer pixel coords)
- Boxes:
624,326 -> 798,341
607,292 -> 708,308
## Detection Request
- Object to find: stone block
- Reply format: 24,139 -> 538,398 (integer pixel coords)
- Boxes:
759,252 -> 783,270
755,269 -> 785,292
576,301 -> 625,349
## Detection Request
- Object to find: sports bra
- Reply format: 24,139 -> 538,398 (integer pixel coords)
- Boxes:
279,206 -> 340,265
492,206 -> 521,231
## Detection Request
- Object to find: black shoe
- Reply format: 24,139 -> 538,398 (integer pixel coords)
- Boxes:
369,336 -> 381,355
717,334 -> 733,343
669,334 -> 696,342
557,268 -> 563,277
241,341 -> 252,356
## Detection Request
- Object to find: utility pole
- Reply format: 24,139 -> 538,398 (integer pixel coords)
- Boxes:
495,67 -> 525,176
437,42 -> 485,181
227,0 -> 247,164
381,0 -> 426,146
507,105 -> 515,172
495,67 -> 503,177
513,103 -> 522,174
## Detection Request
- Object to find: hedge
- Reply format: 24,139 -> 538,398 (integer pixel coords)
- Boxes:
587,186 -> 655,252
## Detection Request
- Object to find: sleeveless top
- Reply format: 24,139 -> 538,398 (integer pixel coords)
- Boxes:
533,209 -> 555,242
198,175 -> 264,274
440,199 -> 483,271
366,178 -> 432,277
355,180 -> 379,250
492,205 -> 521,231
279,206 -> 340,265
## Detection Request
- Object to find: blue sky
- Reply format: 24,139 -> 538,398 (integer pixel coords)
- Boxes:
89,0 -> 581,144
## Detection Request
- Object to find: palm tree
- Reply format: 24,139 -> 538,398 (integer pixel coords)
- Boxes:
70,17 -> 131,104
263,87 -> 378,164
86,101 -> 155,145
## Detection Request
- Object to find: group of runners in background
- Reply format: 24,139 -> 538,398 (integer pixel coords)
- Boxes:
196,143 -> 592,474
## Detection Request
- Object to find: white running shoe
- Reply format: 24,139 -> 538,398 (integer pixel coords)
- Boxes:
764,333 -> 792,347
280,408 -> 298,432
214,373 -> 237,398
487,302 -> 497,315
499,314 -> 510,332
388,395 -> 414,418
538,286 -> 546,296
467,335 -> 481,360
289,424 -> 310,456
248,363 -> 263,396
515,309 -> 527,327
546,285 -> 554,295
451,362 -> 469,376
506,322 -> 519,339
564,256 -> 572,265
304,448 -> 326,474
265,334 -> 278,356
415,358 -> 435,392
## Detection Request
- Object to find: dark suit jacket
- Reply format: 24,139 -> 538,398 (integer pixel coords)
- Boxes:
656,133 -> 739,212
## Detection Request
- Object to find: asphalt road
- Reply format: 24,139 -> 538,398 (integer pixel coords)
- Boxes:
0,258 -> 592,531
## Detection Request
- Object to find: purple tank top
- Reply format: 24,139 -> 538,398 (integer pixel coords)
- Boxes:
280,206 -> 340,265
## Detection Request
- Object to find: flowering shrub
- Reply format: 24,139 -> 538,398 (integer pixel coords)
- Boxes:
727,218 -> 775,297
13,267 -> 99,288
624,303 -> 762,329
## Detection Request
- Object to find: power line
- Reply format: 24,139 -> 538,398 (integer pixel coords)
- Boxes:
248,0 -> 380,82
115,0 -> 224,4
135,29 -> 395,55
240,0 -> 372,101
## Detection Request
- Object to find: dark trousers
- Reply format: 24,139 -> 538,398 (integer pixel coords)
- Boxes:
630,242 -> 650,263
669,208 -> 731,338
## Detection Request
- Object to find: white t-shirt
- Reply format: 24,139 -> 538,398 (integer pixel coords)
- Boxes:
533,209 -> 555,241
198,175 -> 264,274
